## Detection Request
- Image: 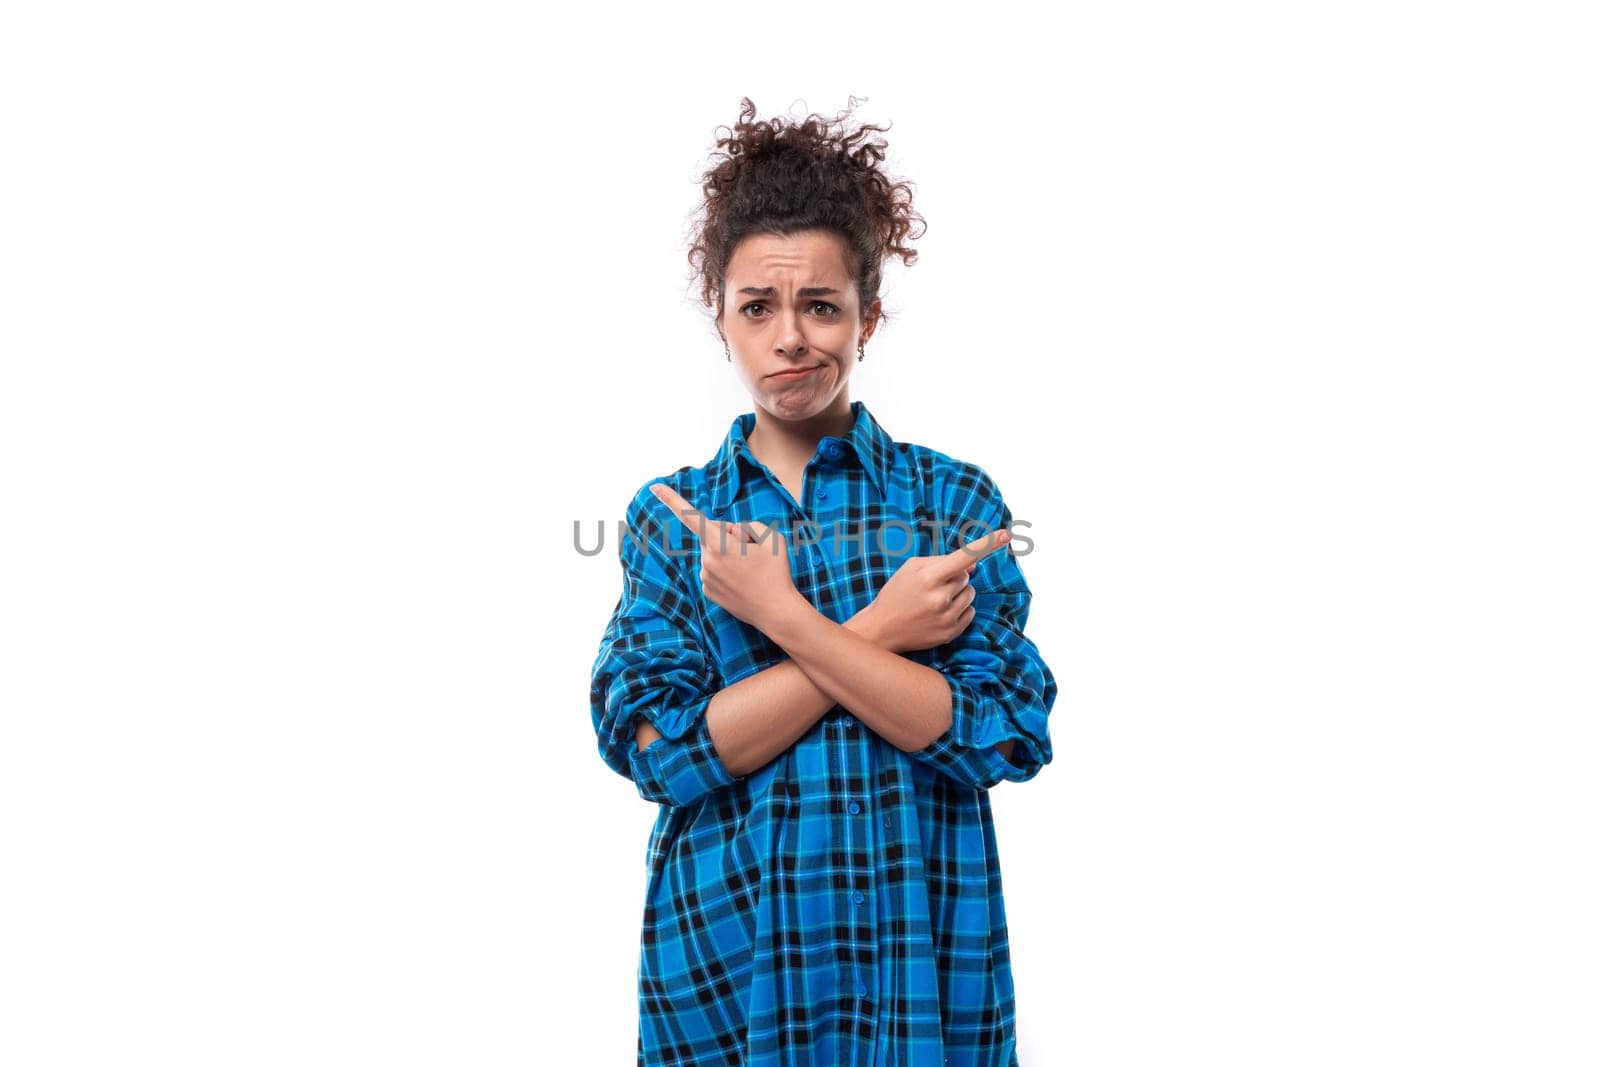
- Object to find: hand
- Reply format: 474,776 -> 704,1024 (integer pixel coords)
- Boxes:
853,527 -> 1013,653
649,483 -> 802,633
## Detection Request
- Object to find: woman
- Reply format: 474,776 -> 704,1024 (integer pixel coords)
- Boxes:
589,97 -> 1058,1067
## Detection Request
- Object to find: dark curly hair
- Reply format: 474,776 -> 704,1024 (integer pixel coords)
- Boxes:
686,95 -> 926,335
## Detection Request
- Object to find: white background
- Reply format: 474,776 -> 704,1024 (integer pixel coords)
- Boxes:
3,2 -> 1597,1064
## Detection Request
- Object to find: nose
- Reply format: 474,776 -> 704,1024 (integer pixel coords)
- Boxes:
775,307 -> 807,357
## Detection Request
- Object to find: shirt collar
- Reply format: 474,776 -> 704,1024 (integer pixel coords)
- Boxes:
706,398 -> 895,514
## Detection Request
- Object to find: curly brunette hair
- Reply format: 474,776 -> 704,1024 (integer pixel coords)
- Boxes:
686,95 -> 926,334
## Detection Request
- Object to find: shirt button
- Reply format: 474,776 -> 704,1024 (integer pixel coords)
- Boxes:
851,890 -> 865,904
816,486 -> 827,501
855,981 -> 868,997
811,547 -> 823,564
848,801 -> 861,814
840,714 -> 855,728
826,442 -> 843,460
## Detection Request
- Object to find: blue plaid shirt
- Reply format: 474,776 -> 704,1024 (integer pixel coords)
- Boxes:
590,399 -> 1057,1066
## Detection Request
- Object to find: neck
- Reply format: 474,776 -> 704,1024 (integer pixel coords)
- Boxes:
747,397 -> 855,471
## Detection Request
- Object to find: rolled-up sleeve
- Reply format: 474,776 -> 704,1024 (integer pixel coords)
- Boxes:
910,463 -> 1057,790
588,482 -> 740,807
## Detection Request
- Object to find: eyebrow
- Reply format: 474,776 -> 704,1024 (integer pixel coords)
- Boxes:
736,286 -> 843,298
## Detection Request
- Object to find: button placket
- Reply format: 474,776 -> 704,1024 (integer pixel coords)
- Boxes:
834,693 -> 875,1022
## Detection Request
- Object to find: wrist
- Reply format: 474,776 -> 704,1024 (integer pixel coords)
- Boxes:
760,589 -> 817,645
844,606 -> 885,649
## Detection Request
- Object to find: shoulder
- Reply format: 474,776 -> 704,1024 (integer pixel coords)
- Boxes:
624,465 -> 699,515
896,440 -> 1008,523
620,462 -> 719,524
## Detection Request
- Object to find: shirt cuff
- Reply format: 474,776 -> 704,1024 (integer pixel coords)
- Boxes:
627,709 -> 737,805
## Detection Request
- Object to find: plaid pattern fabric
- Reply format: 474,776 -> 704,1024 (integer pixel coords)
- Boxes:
590,399 -> 1057,1066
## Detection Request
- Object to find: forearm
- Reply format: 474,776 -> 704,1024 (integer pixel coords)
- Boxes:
634,613 -> 879,776
761,592 -> 956,753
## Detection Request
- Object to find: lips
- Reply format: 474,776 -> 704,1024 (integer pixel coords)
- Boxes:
769,364 -> 822,380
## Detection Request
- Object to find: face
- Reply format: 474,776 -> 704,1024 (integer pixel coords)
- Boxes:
719,229 -> 881,423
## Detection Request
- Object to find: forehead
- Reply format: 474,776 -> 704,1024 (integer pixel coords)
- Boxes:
726,230 -> 851,287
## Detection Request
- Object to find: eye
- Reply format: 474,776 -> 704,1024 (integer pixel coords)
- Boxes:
738,300 -> 840,318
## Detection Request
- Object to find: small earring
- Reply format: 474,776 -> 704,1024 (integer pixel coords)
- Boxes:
724,340 -> 731,362
857,343 -> 865,362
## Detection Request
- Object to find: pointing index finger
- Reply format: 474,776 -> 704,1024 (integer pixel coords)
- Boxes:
942,526 -> 1012,574
648,482 -> 710,539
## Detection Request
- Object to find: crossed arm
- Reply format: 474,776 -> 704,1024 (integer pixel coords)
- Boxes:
633,605 -> 1014,777
635,478 -> 1020,775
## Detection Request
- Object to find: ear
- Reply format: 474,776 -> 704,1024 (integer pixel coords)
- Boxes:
860,298 -> 883,343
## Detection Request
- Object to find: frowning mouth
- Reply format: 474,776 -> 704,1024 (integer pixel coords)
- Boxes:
768,364 -> 823,380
